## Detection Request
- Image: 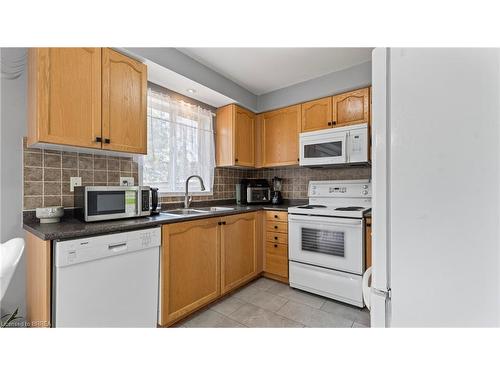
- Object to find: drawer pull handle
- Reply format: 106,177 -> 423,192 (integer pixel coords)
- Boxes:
274,244 -> 277,248
274,215 -> 278,218
274,225 -> 278,229
274,236 -> 278,240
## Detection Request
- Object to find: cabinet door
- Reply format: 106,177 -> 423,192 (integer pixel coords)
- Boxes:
215,105 -> 234,166
365,218 -> 372,269
265,242 -> 288,279
28,48 -> 102,149
234,106 -> 255,167
221,212 -> 259,294
301,97 -> 333,132
262,105 -> 301,167
102,48 -> 148,154
332,87 -> 370,127
160,218 -> 220,326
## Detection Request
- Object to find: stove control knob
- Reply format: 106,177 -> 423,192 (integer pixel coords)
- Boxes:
362,190 -> 368,195
363,185 -> 368,189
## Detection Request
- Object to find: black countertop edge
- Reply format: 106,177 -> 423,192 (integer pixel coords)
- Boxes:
23,199 -> 308,241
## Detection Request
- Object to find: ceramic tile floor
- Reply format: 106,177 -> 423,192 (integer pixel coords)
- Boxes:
176,277 -> 370,328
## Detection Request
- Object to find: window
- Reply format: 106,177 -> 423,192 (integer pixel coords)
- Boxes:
141,86 -> 215,194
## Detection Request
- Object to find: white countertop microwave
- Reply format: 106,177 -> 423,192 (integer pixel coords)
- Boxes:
299,123 -> 369,167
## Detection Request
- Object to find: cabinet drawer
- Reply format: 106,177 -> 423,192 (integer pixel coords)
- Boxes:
266,221 -> 288,234
265,211 -> 288,222
265,242 -> 288,278
266,231 -> 288,244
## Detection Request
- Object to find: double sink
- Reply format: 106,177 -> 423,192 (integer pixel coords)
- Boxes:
160,206 -> 236,218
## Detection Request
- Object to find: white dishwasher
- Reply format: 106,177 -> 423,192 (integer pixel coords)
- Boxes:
53,227 -> 161,327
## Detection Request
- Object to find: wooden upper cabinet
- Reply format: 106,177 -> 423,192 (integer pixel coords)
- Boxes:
159,218 -> 221,326
28,48 -> 148,154
333,87 -> 370,127
102,48 -> 148,154
28,48 -> 102,149
234,106 -> 255,166
301,97 -> 332,132
220,212 -> 259,294
215,104 -> 255,167
261,105 -> 301,167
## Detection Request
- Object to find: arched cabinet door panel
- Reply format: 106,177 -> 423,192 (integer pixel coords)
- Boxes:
102,48 -> 147,154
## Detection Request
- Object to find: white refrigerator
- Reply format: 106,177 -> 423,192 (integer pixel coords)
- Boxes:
370,48 -> 500,327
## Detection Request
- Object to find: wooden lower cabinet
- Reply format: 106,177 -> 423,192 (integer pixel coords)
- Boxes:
159,217 -> 221,326
365,217 -> 372,269
25,231 -> 52,328
159,212 -> 263,326
221,212 -> 261,294
263,210 -> 289,282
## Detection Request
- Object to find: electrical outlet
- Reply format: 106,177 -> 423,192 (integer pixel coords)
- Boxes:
120,177 -> 134,186
70,177 -> 82,192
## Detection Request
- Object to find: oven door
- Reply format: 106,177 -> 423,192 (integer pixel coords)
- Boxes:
289,214 -> 364,274
85,188 -> 138,221
299,129 -> 347,166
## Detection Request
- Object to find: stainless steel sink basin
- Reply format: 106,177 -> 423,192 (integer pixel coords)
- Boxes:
161,209 -> 207,216
197,206 -> 236,212
160,206 -> 236,216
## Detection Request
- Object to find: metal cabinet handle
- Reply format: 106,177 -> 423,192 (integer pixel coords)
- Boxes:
104,138 -> 110,144
95,136 -> 102,142
328,121 -> 332,126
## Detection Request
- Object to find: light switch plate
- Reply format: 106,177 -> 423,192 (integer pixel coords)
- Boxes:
120,177 -> 134,186
70,177 -> 82,192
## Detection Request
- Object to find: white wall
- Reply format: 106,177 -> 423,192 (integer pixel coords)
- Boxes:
0,48 -> 27,316
257,61 -> 372,112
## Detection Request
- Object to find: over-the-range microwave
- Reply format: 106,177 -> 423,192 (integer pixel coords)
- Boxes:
299,123 -> 369,167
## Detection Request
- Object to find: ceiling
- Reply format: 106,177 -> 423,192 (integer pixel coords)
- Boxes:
178,48 -> 373,95
146,59 -> 235,108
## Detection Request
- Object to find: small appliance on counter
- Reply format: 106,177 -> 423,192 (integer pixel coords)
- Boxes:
150,187 -> 160,215
74,186 -> 151,222
271,177 -> 284,205
236,179 -> 271,204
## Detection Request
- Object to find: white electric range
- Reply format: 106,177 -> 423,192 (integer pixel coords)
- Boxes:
288,179 -> 371,307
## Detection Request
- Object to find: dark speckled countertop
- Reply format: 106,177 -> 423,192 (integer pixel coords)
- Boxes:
23,200 -> 306,241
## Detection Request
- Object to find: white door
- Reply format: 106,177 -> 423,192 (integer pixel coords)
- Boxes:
374,48 -> 500,327
370,47 -> 390,327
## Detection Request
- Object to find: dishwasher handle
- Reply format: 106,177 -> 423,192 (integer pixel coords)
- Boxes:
108,242 -> 128,252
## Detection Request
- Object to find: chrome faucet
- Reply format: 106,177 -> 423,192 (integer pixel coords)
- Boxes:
184,175 -> 206,208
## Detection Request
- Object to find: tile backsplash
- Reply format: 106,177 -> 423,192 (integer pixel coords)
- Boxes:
159,165 -> 371,204
250,165 -> 371,199
23,138 -> 138,210
23,138 -> 371,209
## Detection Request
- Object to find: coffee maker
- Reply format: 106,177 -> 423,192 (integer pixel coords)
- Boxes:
271,177 -> 283,205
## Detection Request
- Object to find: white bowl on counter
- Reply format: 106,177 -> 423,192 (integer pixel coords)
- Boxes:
36,206 -> 64,223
